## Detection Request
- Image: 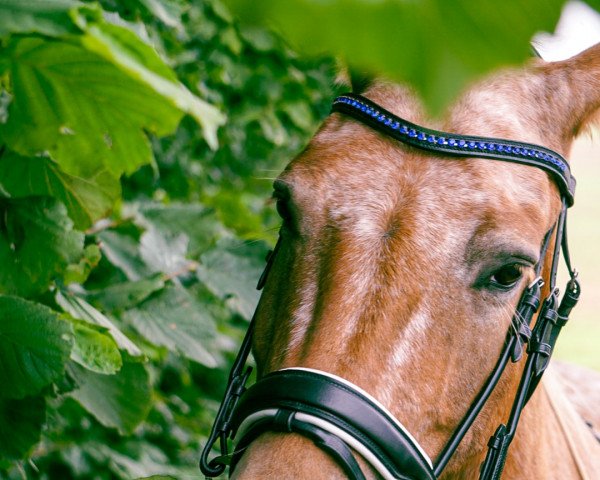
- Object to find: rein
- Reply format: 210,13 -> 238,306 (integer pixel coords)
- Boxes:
200,93 -> 581,480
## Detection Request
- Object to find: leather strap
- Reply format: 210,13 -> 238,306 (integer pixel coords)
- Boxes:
229,369 -> 436,480
331,94 -> 575,206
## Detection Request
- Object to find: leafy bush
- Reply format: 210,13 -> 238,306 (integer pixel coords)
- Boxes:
0,0 -> 335,477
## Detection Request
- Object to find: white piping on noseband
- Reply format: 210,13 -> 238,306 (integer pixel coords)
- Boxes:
236,367 -> 433,479
237,409 -> 398,480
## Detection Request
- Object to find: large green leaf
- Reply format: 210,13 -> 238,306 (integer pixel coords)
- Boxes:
0,36 -> 179,178
0,395 -> 45,460
0,296 -> 72,399
0,0 -> 80,37
196,238 -> 269,320
74,6 -> 226,148
70,360 -> 152,435
56,290 -> 144,358
0,151 -> 120,229
225,0 -> 565,113
0,197 -> 84,297
122,285 -> 219,367
68,317 -> 123,375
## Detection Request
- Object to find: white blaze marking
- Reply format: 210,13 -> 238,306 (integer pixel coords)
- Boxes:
390,306 -> 431,369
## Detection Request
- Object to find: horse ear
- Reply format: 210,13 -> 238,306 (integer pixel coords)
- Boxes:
537,42 -> 600,141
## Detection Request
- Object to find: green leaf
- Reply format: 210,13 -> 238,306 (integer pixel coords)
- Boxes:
0,36 -> 179,177
0,197 -> 84,296
68,317 -> 123,375
0,395 -> 45,460
0,151 -> 120,229
73,6 -> 226,148
0,296 -> 72,399
138,202 -> 225,255
98,229 -> 153,281
84,276 -> 165,312
137,0 -> 186,31
225,0 -> 565,113
95,442 -> 198,479
196,238 -> 269,320
70,360 -> 152,435
122,285 -> 219,367
64,244 -> 102,285
139,227 -> 190,275
0,0 -> 80,37
56,290 -> 144,358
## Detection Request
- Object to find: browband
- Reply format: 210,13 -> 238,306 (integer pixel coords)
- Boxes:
332,94 -> 575,206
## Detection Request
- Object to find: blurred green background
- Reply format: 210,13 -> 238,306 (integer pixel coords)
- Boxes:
555,132 -> 600,370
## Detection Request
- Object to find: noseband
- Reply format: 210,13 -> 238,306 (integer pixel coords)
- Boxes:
200,93 -> 581,480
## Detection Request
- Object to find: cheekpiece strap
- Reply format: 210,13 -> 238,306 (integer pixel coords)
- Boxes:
332,94 -> 575,206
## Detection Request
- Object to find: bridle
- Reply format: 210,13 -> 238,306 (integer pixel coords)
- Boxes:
200,93 -> 581,480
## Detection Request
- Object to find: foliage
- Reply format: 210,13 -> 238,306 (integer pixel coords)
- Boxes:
0,0 -> 334,477
225,0 -> 585,114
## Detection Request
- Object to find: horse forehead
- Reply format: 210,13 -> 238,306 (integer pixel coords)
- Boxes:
284,133 -> 547,233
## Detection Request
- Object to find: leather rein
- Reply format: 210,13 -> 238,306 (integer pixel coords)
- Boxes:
200,93 -> 581,480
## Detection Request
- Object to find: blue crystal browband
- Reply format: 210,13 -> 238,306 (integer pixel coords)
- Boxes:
332,94 -> 575,206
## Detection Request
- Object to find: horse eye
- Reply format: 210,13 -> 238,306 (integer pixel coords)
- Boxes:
489,264 -> 524,289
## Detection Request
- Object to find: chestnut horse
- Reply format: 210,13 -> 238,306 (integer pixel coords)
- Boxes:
210,45 -> 600,479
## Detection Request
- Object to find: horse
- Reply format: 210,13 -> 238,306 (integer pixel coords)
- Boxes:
202,43 -> 600,479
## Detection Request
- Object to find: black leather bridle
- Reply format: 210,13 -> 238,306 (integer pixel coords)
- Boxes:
200,93 -> 581,480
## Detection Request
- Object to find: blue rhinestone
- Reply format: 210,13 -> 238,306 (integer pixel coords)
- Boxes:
468,141 -> 476,149
458,139 -> 466,147
497,145 -> 504,152
448,138 -> 457,146
385,118 -> 392,126
437,137 -> 446,145
392,121 -> 400,129
400,126 -> 409,134
409,129 -> 417,137
477,142 -> 486,150
488,143 -> 496,151
505,146 -> 513,153
427,135 -> 436,143
515,147 -> 522,155
417,132 -> 426,140
535,151 -> 541,158
378,114 -> 386,121
351,101 -> 357,106
372,111 -> 379,117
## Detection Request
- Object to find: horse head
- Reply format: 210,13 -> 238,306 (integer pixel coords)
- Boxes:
209,44 -> 600,480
